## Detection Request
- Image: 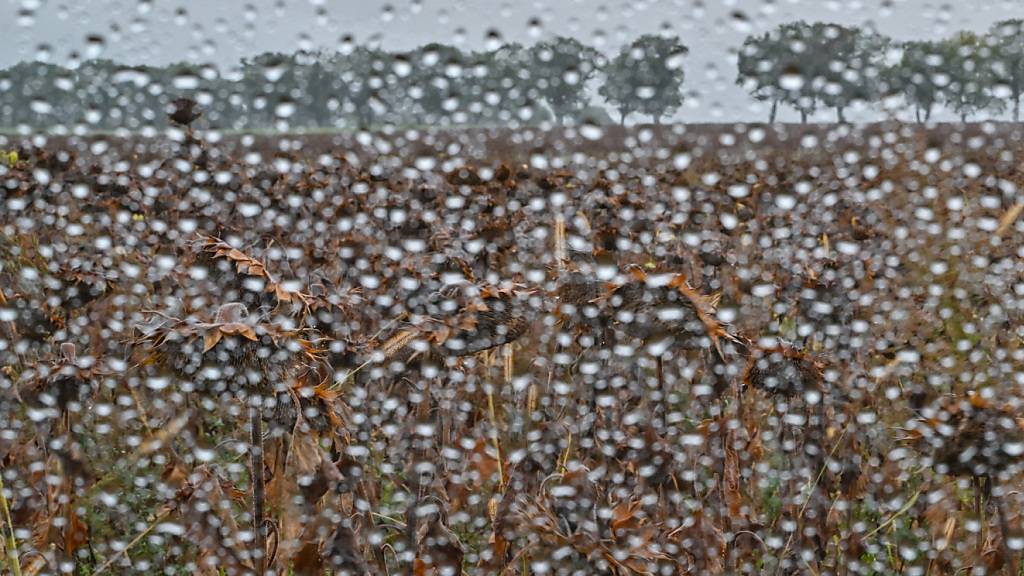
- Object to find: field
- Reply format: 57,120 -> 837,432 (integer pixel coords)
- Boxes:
1,122 -> 1024,575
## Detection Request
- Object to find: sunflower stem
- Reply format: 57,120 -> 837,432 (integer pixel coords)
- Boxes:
0,469 -> 22,576
973,475 -> 983,556
487,368 -> 505,492
990,474 -> 1020,576
250,401 -> 266,575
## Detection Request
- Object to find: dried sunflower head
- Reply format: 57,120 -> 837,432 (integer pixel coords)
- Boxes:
168,97 -> 201,127
909,390 -> 1024,478
20,342 -> 96,415
136,302 -> 320,397
742,345 -> 824,397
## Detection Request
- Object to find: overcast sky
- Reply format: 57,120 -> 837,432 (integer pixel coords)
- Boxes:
4,0 -> 1024,122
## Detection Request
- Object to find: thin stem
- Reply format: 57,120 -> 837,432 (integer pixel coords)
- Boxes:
406,381 -> 432,566
800,424 -> 848,517
0,288 -> 18,340
328,312 -> 412,393
486,384 -> 505,491
862,488 -> 922,540
0,470 -> 22,576
249,402 -> 266,576
656,356 -> 665,407
775,424 -> 852,574
93,509 -> 170,575
973,475 -> 983,556
554,214 -> 567,270
990,475 -> 1020,576
559,432 -> 573,474
495,542 -> 535,576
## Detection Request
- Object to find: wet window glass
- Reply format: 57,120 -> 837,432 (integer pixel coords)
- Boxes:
2,2 -> 1024,575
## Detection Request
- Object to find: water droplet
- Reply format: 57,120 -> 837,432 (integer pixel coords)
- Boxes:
172,74 -> 199,90
527,17 -> 543,38
779,72 -> 804,91
156,523 -> 186,536
393,58 -> 412,78
85,35 -> 106,58
775,195 -> 797,210
29,99 -> 52,114
275,100 -> 297,118
729,10 -> 752,33
579,123 -> 603,141
485,29 -> 503,52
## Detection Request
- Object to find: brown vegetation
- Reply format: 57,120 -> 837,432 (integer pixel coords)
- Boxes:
1,123 -> 1023,574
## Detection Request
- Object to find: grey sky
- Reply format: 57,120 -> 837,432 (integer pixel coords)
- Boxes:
4,0 -> 1024,122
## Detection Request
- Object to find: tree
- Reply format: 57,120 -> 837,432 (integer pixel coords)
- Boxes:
291,51 -> 338,128
737,22 -> 886,123
72,60 -> 120,129
736,22 -> 824,123
237,52 -> 298,129
394,43 -> 468,126
817,26 -> 888,123
529,36 -> 602,124
235,51 -> 345,129
0,61 -> 76,128
600,35 -> 688,125
598,53 -> 636,125
336,46 -> 388,129
989,19 -> 1024,121
736,30 -> 789,122
940,31 -> 1001,122
883,40 -> 945,123
469,43 -> 547,125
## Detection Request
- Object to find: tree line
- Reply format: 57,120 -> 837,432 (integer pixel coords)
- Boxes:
2,19 -> 1024,130
0,35 -> 685,131
737,20 -> 1024,123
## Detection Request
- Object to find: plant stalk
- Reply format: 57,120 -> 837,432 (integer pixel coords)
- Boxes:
990,474 -> 1020,576
0,469 -> 22,576
250,402 -> 266,575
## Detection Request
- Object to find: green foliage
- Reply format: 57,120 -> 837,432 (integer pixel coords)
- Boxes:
528,36 -> 603,124
988,19 -> 1024,120
394,43 -> 469,126
738,20 -> 1024,122
882,40 -> 945,122
736,29 -> 789,120
816,26 -> 889,121
938,31 -> 1003,121
0,40 -> 568,130
6,24 -> 1024,131
600,34 -> 688,125
737,21 -> 886,123
478,42 -> 550,125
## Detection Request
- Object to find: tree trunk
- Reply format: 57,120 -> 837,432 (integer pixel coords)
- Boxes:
836,106 -> 845,123
961,111 -> 967,123
915,105 -> 922,124
619,109 -> 628,126
924,103 -> 932,122
1015,92 -> 1020,122
553,106 -> 568,125
769,99 -> 778,123
356,104 -> 372,130
800,109 -> 808,124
